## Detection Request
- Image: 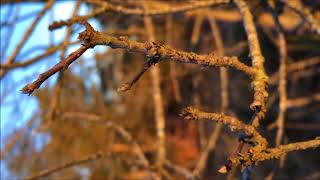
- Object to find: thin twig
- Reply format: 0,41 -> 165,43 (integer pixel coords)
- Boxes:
77,23 -> 255,76
26,151 -> 107,180
144,16 -> 166,171
234,0 -> 268,127
23,22 -> 255,95
166,15 -> 182,103
62,112 -> 150,168
48,2 -> 109,30
164,160 -> 195,180
117,56 -> 160,92
193,17 -> 226,177
1,5 -> 19,59
181,107 -> 267,147
0,116 -> 36,159
191,14 -> 205,46
268,57 -> 320,85
281,0 -> 320,34
264,2 -> 288,177
88,0 -> 230,16
45,0 -> 82,125
286,93 -> 320,108
49,0 -> 230,30
2,0 -> 55,67
268,2 -> 288,151
228,138 -> 320,168
21,44 -> 91,95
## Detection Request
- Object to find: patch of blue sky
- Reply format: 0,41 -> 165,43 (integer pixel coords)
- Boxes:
1,1 -> 107,178
1,4 -> 49,60
1,1 -> 105,143
1,2 -> 58,149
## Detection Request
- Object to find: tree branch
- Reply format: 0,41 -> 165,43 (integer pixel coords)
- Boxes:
144,16 -> 166,170
21,44 -> 91,95
181,107 -> 267,148
22,22 -> 255,95
281,0 -> 320,34
234,0 -> 269,127
228,138 -> 320,168
26,151 -> 107,180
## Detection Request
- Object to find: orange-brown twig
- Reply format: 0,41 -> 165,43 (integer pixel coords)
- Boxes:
234,0 -> 268,127
144,15 -> 166,170
281,0 -> 320,34
23,22 -> 255,95
21,44 -> 91,95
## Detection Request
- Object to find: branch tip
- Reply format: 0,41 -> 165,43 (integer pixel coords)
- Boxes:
218,165 -> 228,174
117,83 -> 131,92
21,84 -> 37,95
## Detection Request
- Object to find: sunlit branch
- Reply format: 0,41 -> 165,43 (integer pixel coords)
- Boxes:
181,107 -> 267,147
234,0 -> 268,127
21,44 -> 91,95
144,16 -> 166,170
49,0 -> 230,30
227,139 -> 320,168
281,0 -> 320,34
22,22 -> 255,95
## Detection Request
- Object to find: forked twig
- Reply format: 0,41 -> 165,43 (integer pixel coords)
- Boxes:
23,22 -> 255,95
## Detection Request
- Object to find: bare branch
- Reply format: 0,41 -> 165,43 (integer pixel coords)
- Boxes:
269,57 -> 320,85
23,22 -> 255,95
193,17 -> 226,177
21,44 -> 91,95
26,151 -> 107,180
181,107 -> 267,148
2,0 -> 55,70
286,93 -> 320,108
49,0 -> 230,30
228,138 -> 320,168
144,16 -> 166,170
234,0 -> 269,127
281,0 -> 320,34
62,112 -> 150,168
1,41 -> 80,70
164,161 -> 195,180
77,23 -> 255,76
